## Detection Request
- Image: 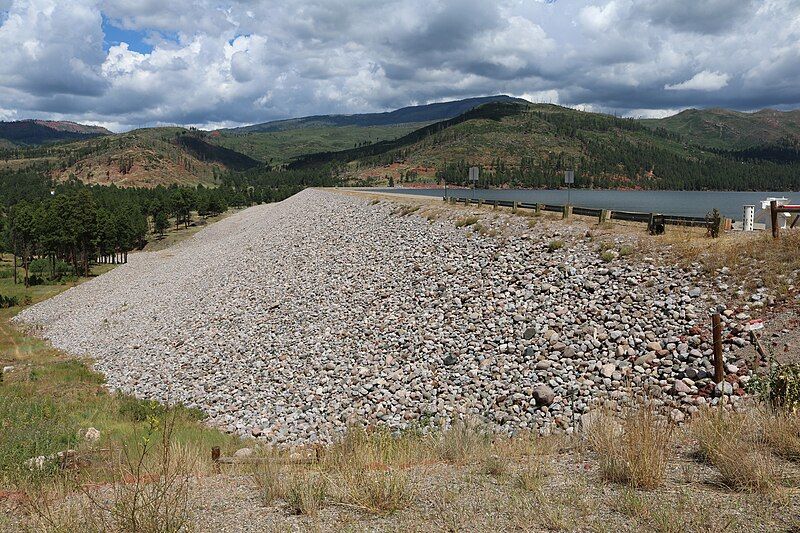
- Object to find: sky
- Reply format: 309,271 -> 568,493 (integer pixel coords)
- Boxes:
0,0 -> 798,131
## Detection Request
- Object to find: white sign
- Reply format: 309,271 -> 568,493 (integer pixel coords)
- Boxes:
564,170 -> 575,185
469,166 -> 480,182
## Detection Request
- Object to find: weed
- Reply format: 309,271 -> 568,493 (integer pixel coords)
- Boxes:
547,240 -> 564,252
600,250 -> 617,262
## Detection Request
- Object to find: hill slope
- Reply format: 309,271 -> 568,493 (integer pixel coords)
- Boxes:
292,102 -> 800,190
1,128 -> 260,187
219,95 -> 527,134
209,95 -> 529,165
0,120 -> 111,146
209,123 -> 428,165
643,108 -> 800,150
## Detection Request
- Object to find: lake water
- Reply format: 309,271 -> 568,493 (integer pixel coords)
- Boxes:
365,188 -> 798,221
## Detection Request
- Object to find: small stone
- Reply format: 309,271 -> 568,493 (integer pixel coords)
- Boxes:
443,354 -> 458,366
523,327 -> 536,340
600,363 -> 615,378
84,427 -> 101,443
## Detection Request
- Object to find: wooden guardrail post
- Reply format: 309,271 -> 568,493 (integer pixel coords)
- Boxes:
562,205 -> 572,219
599,209 -> 611,224
535,203 -> 542,215
712,313 -> 724,384
512,201 -> 518,213
493,200 -> 498,210
771,200 -> 779,238
478,199 -> 484,208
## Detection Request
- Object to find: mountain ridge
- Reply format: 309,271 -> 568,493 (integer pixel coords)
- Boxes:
0,120 -> 112,146
218,95 -> 528,134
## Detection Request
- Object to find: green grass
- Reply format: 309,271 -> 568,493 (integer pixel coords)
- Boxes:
0,257 -> 238,489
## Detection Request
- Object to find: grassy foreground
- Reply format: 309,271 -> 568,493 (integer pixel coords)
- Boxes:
0,226 -> 240,531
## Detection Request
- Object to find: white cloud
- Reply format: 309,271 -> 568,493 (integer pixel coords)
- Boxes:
0,0 -> 798,129
665,70 -> 731,91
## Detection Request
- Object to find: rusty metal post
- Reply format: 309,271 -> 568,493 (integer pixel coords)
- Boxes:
712,313 -> 724,384
771,200 -> 779,239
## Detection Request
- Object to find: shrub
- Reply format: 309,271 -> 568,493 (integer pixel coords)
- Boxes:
0,294 -> 19,308
619,245 -> 634,257
587,405 -> 672,489
547,240 -> 564,252
600,250 -> 617,263
747,361 -> 800,412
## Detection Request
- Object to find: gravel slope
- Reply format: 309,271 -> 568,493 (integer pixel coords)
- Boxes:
15,189 -> 751,444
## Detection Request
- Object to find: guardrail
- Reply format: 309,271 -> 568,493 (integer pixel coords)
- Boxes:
442,196 -> 711,230
771,200 -> 800,238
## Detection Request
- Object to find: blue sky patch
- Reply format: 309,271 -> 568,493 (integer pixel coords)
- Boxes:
102,15 -> 153,54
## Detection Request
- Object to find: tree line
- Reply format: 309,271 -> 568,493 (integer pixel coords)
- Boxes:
0,163 -> 336,286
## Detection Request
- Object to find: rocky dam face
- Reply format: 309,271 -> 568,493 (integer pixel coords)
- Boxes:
15,189 -> 753,444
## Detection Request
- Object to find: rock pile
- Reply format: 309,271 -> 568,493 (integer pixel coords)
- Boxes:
15,190 -> 754,444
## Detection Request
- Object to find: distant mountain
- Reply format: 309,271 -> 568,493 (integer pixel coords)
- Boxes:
642,108 -> 800,150
0,120 -> 112,146
219,95 -> 529,134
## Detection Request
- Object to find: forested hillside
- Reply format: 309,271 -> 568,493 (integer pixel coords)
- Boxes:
0,128 -> 260,188
0,120 -> 111,146
293,102 -> 800,191
642,108 -> 800,150
209,123 -> 427,165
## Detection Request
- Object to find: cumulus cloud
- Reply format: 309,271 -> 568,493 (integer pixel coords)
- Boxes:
0,0 -> 798,130
665,71 -> 731,91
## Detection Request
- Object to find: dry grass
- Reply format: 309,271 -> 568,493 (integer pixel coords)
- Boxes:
454,215 -> 479,228
335,468 -> 412,515
690,407 -> 781,493
515,456 -> 550,492
284,472 -> 327,516
21,411 -> 199,532
251,455 -> 286,504
658,229 -> 800,298
435,419 -> 492,465
763,411 -> 800,462
588,405 -> 673,489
